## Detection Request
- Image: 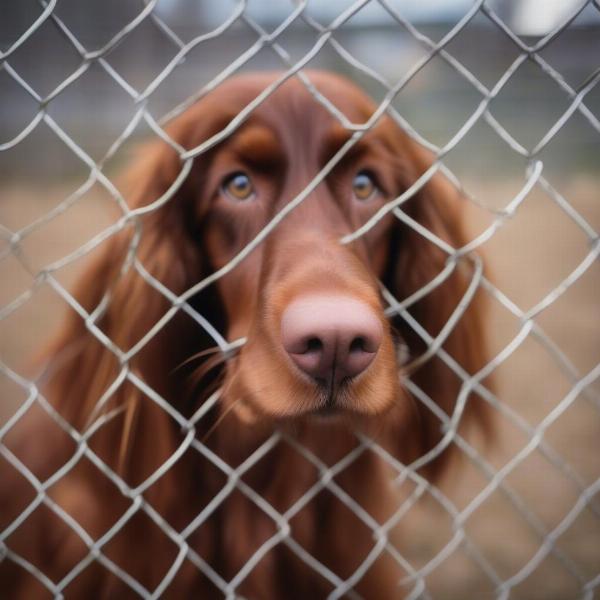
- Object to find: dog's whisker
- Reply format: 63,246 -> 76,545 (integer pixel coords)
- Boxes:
200,396 -> 244,443
172,345 -> 224,373
188,353 -> 228,390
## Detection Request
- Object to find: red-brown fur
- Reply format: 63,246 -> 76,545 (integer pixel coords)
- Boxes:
1,71 -> 490,598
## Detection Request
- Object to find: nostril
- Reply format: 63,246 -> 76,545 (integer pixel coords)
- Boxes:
349,336 -> 367,354
304,337 -> 323,354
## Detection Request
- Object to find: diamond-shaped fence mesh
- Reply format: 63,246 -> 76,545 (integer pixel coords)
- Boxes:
1,1 -> 599,598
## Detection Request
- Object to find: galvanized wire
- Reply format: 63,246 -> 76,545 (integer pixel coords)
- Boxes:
1,0 -> 599,598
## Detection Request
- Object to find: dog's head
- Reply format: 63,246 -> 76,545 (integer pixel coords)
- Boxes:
192,72 -> 407,421
48,71 -> 488,470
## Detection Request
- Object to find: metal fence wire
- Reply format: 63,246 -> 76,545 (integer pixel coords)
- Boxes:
1,0 -> 600,598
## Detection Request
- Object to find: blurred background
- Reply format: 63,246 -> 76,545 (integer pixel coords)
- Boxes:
1,1 -> 599,598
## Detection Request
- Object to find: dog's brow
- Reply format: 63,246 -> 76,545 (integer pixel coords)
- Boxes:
322,124 -> 353,160
227,125 -> 281,167
321,124 -> 377,166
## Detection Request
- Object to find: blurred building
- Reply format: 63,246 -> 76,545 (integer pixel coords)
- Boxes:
1,0 -> 599,181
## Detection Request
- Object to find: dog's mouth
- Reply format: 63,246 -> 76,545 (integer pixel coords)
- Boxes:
220,307 -> 402,421
308,405 -> 345,424
306,376 -> 355,419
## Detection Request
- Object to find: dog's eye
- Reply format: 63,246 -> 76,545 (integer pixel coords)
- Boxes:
352,171 -> 377,201
222,172 -> 255,201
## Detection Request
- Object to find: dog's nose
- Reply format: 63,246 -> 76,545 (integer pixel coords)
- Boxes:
281,295 -> 382,384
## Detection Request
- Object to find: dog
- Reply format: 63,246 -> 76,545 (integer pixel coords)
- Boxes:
1,71 -> 490,598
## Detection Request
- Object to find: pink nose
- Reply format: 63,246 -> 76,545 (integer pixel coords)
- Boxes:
280,295 -> 383,385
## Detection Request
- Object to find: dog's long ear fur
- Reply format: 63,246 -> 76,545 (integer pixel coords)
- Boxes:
384,136 -> 492,475
48,139 -> 204,477
0,122 -> 211,593
12,112 -> 225,490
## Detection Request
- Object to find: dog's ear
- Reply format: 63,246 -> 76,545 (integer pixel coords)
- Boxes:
25,108 -> 230,487
1,96 -> 249,591
383,137 -> 492,474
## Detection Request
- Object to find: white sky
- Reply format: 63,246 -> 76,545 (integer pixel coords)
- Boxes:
156,0 -> 596,35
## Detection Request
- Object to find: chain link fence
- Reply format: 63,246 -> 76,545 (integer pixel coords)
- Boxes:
1,1 -> 599,598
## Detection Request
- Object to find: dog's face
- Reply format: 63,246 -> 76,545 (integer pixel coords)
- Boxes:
182,73 -> 413,421
117,69 -> 484,452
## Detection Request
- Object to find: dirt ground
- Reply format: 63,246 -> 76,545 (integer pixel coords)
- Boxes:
1,175 -> 599,599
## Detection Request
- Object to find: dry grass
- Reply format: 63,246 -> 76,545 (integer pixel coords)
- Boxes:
1,175 -> 598,598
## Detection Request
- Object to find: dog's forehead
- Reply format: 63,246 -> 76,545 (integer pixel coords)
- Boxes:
234,76 -> 383,160
174,72 -> 389,158
216,71 -> 376,128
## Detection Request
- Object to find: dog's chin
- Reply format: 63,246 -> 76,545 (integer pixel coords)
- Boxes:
299,405 -> 370,429
223,381 -> 398,429
223,351 -> 402,425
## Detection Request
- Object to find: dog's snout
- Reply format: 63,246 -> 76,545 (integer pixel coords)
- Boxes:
281,295 -> 383,384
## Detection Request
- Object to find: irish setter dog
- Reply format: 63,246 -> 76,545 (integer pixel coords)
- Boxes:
1,71 -> 490,598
